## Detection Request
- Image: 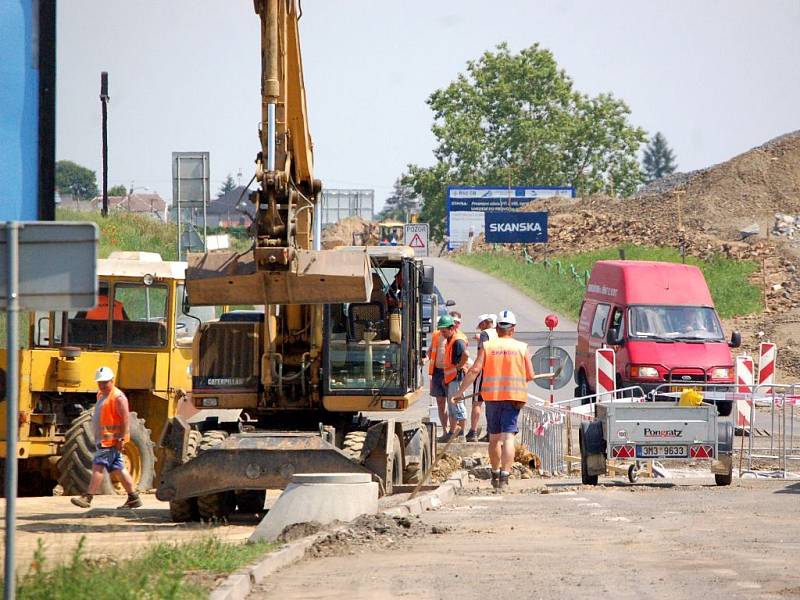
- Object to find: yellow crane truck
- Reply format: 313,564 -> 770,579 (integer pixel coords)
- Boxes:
156,0 -> 435,521
0,251 -> 213,496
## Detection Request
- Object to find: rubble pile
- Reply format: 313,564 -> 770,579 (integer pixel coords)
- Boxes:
773,213 -> 800,239
321,216 -> 379,249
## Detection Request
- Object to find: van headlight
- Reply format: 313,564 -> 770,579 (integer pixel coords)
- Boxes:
711,367 -> 732,379
630,366 -> 659,378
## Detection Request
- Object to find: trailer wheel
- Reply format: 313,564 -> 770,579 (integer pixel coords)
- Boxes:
387,433 -> 404,492
196,430 -> 236,520
579,422 -> 599,486
168,429 -> 202,522
57,409 -> 155,496
627,464 -> 639,484
342,430 -> 367,462
715,472 -> 732,486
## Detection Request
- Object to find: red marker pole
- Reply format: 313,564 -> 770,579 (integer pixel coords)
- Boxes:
545,314 -> 559,404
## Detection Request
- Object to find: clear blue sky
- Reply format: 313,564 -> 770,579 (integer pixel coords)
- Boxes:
56,1 -> 800,209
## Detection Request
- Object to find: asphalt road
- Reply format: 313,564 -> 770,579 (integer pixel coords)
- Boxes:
253,477 -> 800,600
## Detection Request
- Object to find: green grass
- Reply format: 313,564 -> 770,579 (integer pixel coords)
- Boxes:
454,245 -> 763,320
14,536 -> 275,600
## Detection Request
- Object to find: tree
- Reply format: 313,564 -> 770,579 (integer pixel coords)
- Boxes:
217,173 -> 236,198
642,132 -> 677,182
377,177 -> 419,221
405,43 -> 648,241
55,160 -> 98,201
108,184 -> 128,196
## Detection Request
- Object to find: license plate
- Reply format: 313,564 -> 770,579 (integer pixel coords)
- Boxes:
637,445 -> 687,458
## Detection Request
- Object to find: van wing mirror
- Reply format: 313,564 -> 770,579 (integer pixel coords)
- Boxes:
421,265 -> 434,295
729,330 -> 742,348
606,327 -> 623,346
445,299 -> 456,307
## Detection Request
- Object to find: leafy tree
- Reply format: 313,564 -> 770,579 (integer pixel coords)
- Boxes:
377,177 -> 419,221
217,173 -> 236,198
642,132 -> 677,182
108,184 -> 128,196
55,160 -> 98,201
406,43 -> 647,241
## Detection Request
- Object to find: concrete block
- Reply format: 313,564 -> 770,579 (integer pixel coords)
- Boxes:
209,570 -> 251,600
249,473 -> 378,543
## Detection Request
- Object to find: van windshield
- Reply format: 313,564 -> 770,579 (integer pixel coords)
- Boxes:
629,305 -> 724,341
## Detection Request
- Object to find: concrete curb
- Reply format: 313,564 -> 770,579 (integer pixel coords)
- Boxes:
209,470 -> 467,600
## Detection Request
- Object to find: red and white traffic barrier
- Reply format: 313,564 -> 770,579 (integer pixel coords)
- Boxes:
595,347 -> 616,402
735,354 -> 754,429
758,342 -> 777,394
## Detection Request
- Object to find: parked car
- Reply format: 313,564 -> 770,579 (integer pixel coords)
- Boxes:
574,260 -> 741,415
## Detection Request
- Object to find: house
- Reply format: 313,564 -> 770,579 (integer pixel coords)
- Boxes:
90,193 -> 168,221
206,186 -> 250,227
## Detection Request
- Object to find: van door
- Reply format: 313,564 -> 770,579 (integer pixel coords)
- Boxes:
587,303 -> 611,389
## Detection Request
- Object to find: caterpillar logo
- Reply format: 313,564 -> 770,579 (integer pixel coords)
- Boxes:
488,222 -> 543,233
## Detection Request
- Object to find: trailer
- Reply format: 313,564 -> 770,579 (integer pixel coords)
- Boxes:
578,400 -> 734,486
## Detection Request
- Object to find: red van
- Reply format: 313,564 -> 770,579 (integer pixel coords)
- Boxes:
574,260 -> 741,415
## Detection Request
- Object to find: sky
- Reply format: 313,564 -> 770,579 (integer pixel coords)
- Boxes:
56,1 -> 800,210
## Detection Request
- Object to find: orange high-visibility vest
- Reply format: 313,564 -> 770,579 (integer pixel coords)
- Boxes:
429,330 -> 469,382
86,295 -> 125,320
97,386 -> 129,448
480,337 -> 531,402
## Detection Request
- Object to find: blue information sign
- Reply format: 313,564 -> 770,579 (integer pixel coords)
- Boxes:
484,211 -> 548,244
446,185 -> 573,249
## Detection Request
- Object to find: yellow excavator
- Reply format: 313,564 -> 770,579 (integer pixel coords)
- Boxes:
157,0 -> 435,520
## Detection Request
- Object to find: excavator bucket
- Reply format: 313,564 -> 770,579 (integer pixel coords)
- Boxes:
185,247 -> 371,306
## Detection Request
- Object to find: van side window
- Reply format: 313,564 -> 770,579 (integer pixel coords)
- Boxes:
591,304 -> 611,338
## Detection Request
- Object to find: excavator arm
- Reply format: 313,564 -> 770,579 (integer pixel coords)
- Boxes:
186,0 -> 370,306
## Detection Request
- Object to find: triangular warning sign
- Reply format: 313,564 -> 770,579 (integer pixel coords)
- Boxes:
409,233 -> 426,248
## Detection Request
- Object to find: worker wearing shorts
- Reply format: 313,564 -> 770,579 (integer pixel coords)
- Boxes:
451,310 -> 534,492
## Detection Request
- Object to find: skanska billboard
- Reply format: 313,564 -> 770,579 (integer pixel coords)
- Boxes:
446,186 -> 573,249
484,212 -> 548,244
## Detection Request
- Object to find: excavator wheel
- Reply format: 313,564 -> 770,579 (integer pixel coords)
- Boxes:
403,432 -> 431,484
196,430 -> 236,521
57,409 -> 155,496
168,430 -> 202,522
341,430 -> 367,462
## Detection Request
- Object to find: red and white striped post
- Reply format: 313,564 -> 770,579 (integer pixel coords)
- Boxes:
595,347 -> 616,402
757,342 -> 777,395
735,354 -> 754,430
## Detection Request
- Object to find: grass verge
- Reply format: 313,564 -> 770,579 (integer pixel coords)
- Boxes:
453,245 -> 763,319
13,536 -> 275,600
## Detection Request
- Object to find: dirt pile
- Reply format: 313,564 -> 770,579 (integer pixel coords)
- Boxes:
305,514 -> 448,558
429,453 -> 462,483
321,216 -> 378,249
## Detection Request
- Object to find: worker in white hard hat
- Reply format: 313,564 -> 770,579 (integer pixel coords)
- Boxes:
70,366 -> 143,510
465,314 -> 498,442
453,309 -> 534,492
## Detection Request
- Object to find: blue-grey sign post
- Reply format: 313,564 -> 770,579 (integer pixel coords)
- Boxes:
0,222 -> 97,599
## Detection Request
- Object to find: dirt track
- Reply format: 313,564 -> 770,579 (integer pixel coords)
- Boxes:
252,476 -> 800,600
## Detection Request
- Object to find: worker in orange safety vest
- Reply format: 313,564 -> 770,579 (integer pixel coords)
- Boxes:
452,309 -> 534,492
428,314 -> 469,441
70,366 -> 143,510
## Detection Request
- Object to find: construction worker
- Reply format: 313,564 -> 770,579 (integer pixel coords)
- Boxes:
85,284 -> 127,320
465,313 -> 497,442
70,367 -> 143,510
440,315 -> 469,442
453,310 -> 534,492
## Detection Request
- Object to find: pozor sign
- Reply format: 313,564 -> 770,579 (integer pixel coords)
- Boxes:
484,212 -> 548,244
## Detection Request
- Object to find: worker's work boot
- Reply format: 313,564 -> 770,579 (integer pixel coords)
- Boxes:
490,470 -> 500,489
465,430 -> 480,443
70,494 -> 93,509
497,472 -> 510,494
117,492 -> 143,509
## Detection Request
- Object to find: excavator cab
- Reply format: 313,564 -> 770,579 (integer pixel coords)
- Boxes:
323,247 -> 426,409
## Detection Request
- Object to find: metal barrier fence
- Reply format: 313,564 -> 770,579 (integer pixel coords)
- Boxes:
519,403 -> 565,475
650,382 -> 800,479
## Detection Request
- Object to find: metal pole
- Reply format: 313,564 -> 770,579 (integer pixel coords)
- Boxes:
4,222 -> 21,600
176,157 -> 182,261
100,72 -> 109,217
202,154 -> 208,252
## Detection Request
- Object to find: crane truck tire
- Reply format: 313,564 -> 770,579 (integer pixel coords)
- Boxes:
167,429 -> 202,522
57,409 -> 155,496
196,430 -> 237,520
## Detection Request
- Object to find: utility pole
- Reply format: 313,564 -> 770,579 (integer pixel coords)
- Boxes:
100,72 -> 109,217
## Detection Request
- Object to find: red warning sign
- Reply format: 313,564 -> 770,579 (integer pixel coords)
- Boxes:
409,233 -> 425,248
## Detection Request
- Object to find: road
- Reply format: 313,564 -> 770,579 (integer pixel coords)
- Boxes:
252,476 -> 800,600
